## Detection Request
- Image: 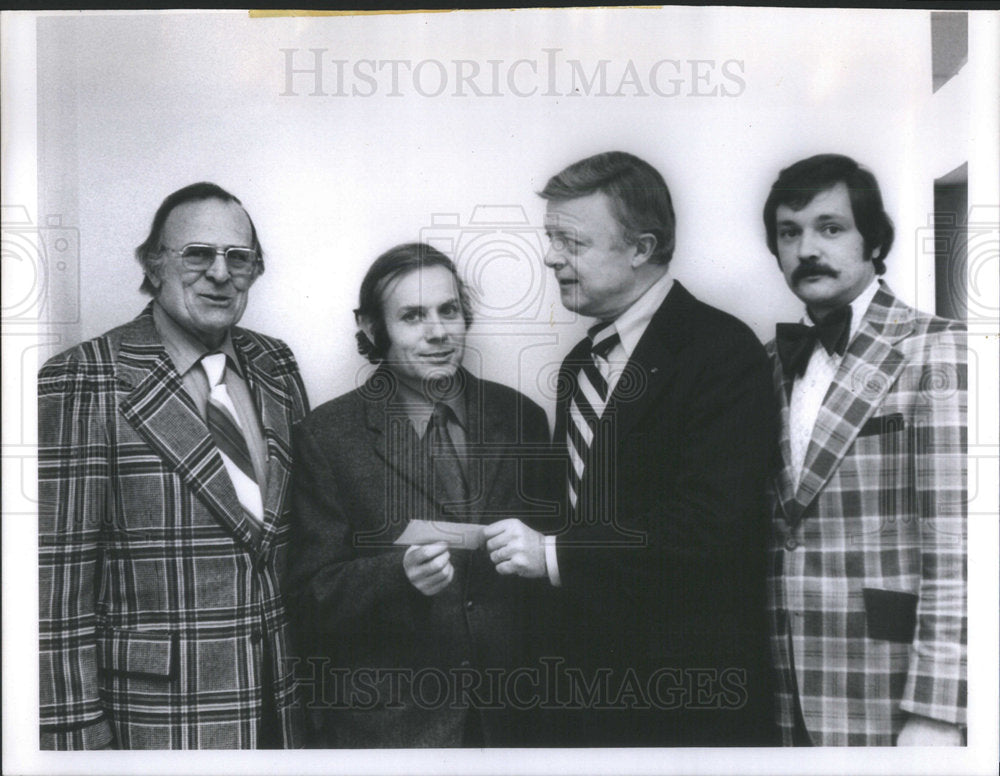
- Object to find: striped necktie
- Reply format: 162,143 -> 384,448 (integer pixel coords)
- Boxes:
201,353 -> 264,523
566,322 -> 621,513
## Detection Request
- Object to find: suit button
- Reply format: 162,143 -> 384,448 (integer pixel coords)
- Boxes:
784,537 -> 799,551
464,600 -> 474,610
251,629 -> 263,644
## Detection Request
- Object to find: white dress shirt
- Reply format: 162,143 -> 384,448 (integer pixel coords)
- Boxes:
788,278 -> 880,487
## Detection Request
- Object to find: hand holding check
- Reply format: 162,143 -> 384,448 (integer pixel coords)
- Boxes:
483,519 -> 547,578
395,518 -> 547,582
402,542 -> 454,596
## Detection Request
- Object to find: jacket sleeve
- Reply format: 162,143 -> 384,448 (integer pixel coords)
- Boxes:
519,396 -> 561,534
899,325 -> 967,726
285,418 -> 427,637
38,350 -> 115,749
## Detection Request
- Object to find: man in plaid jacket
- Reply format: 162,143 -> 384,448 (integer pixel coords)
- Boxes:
38,183 -> 309,748
763,154 -> 967,746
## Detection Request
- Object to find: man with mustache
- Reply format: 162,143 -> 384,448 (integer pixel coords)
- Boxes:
763,154 -> 967,745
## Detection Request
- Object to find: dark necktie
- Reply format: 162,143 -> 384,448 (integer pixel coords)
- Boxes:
776,306 -> 852,379
566,321 -> 621,513
425,402 -> 468,512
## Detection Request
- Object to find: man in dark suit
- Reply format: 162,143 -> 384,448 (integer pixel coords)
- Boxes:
485,151 -> 777,746
38,183 -> 310,748
763,154 -> 966,745
286,243 -> 553,748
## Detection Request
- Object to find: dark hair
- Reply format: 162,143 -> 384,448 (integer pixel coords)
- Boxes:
134,182 -> 264,295
763,154 -> 894,274
354,242 -> 474,364
538,151 -> 676,265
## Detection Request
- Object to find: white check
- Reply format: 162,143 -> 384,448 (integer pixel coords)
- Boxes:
393,519 -> 486,550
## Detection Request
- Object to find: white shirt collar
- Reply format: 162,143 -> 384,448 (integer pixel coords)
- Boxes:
799,276 -> 881,343
606,270 -> 674,359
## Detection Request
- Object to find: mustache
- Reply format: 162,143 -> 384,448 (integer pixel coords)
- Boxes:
791,262 -> 840,283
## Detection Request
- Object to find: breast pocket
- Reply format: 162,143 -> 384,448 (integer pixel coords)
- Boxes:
843,415 -> 918,546
856,412 -> 906,438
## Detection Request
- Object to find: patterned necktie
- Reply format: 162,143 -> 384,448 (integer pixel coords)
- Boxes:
425,402 -> 468,513
201,353 -> 264,523
566,322 -> 621,512
775,305 -> 852,379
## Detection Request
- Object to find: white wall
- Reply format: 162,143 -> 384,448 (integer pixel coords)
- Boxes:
34,8 -> 968,419
8,10 -> 1000,775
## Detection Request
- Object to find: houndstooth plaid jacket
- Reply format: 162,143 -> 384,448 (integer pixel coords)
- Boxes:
766,283 -> 967,746
38,305 -> 309,749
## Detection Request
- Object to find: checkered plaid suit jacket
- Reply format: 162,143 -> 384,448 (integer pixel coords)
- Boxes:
766,283 -> 967,746
38,305 -> 310,749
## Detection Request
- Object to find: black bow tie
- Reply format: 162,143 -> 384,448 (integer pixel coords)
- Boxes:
776,306 -> 852,379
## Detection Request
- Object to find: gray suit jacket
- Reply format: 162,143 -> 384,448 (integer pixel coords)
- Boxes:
286,367 -> 554,747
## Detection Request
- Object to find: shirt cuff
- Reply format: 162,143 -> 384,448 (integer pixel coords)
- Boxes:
544,535 -> 561,587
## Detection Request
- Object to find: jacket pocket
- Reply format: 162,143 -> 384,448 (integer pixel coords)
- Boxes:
857,412 -> 906,438
862,588 -> 918,643
99,628 -> 176,678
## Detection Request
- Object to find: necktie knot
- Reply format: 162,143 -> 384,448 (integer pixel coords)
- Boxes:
430,402 -> 451,429
201,352 -> 227,388
588,322 -> 620,360
776,305 -> 852,379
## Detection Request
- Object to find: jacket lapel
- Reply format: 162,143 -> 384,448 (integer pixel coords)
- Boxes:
116,310 -> 260,550
553,340 -> 589,449
604,281 -> 692,444
788,284 -> 914,522
233,331 -> 296,551
771,348 -> 799,523
554,283 -> 690,489
464,372 -> 506,520
361,368 -> 498,525
362,369 -> 437,507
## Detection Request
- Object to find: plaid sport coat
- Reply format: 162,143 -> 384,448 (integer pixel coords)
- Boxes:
38,304 -> 310,749
766,283 -> 967,746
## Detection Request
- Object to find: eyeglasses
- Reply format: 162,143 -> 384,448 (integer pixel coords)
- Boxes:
162,244 -> 260,277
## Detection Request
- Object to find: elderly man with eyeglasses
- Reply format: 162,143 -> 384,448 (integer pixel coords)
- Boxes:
38,182 -> 310,749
